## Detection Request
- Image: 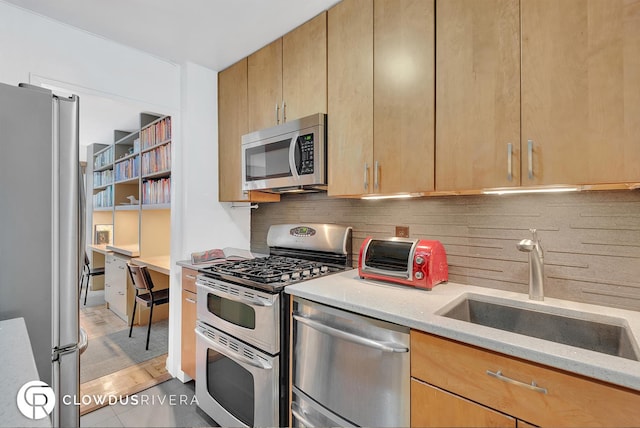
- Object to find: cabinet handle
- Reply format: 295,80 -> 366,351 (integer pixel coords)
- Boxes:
118,265 -> 125,270
282,101 -> 286,123
118,291 -> 125,296
185,298 -> 196,304
185,274 -> 196,280
374,160 -> 380,191
364,163 -> 369,191
275,103 -> 280,125
486,370 -> 548,394
527,139 -> 534,180
507,143 -> 513,181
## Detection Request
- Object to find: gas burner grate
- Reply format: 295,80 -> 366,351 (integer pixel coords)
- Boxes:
200,255 -> 338,285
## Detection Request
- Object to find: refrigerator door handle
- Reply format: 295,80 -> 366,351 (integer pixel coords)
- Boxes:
79,327 -> 88,355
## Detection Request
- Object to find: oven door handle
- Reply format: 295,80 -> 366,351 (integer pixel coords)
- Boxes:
293,315 -> 409,353
195,329 -> 273,370
197,282 -> 273,307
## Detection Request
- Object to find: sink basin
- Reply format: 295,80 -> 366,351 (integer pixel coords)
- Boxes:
439,295 -> 639,361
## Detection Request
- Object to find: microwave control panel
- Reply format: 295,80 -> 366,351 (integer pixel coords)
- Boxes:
298,133 -> 315,175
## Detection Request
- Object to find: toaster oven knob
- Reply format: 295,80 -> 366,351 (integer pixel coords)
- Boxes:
415,256 -> 425,265
415,271 -> 424,280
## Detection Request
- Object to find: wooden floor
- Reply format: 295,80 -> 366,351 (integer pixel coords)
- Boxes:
80,298 -> 170,415
80,354 -> 171,415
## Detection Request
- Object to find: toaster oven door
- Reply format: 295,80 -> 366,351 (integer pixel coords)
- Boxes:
360,238 -> 417,279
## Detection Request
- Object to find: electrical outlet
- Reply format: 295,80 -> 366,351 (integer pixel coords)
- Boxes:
395,226 -> 410,238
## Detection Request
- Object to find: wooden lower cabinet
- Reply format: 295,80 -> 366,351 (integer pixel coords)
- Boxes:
411,378 -> 515,427
411,330 -> 640,427
181,268 -> 198,379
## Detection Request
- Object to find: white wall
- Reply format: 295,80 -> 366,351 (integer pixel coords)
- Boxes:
172,62 -> 250,380
0,1 -> 251,379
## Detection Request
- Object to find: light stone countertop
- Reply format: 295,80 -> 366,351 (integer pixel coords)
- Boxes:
0,318 -> 51,427
285,270 -> 640,392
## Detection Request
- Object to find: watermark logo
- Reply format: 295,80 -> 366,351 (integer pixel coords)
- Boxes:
17,381 -> 55,420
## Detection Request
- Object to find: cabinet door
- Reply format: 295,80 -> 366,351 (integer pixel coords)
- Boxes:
181,289 -> 197,379
374,0 -> 435,194
327,0 -> 374,197
521,0 -> 640,185
248,38 -> 283,132
283,12 -> 328,121
436,0 -> 521,191
218,59 -> 250,202
411,378 -> 516,428
104,255 -> 117,304
411,330 -> 640,427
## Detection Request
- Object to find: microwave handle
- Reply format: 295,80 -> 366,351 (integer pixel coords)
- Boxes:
289,132 -> 300,179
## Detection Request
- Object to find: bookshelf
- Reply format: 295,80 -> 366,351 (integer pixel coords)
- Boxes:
88,112 -> 172,258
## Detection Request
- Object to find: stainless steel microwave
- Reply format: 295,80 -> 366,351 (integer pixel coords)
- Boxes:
241,113 -> 326,193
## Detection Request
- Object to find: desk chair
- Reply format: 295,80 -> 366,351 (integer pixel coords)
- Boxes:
126,263 -> 170,350
80,253 -> 105,305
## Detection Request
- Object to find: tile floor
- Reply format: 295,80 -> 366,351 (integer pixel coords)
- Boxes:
80,379 -> 218,427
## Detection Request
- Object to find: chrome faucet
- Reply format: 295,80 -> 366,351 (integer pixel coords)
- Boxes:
517,229 -> 544,301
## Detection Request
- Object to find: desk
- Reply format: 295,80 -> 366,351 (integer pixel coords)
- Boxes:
87,244 -> 112,291
131,255 -> 170,275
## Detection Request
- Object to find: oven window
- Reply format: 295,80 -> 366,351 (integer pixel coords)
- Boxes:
245,138 -> 292,181
207,294 -> 256,329
365,240 -> 413,272
206,349 -> 254,426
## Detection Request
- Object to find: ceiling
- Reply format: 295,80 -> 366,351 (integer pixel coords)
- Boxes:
3,0 -> 340,71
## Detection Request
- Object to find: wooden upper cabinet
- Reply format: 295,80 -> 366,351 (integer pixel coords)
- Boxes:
283,12 -> 328,121
218,59 -> 250,202
218,59 -> 279,203
374,0 -> 435,194
248,39 -> 283,132
521,0 -> 640,185
327,0 -> 374,197
328,0 -> 435,197
248,12 -> 328,133
435,0 -> 520,191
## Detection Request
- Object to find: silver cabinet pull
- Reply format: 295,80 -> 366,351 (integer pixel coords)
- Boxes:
282,101 -> 286,123
185,274 -> 196,280
293,315 -> 409,353
486,369 -> 548,394
527,139 -> 534,180
507,143 -> 513,181
364,163 -> 369,191
185,298 -> 196,304
275,103 -> 280,125
374,160 -> 380,191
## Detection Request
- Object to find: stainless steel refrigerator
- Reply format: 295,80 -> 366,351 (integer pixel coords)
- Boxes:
0,82 -> 85,427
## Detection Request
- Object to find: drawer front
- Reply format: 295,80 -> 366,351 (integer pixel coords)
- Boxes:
411,330 -> 640,427
181,268 -> 198,294
181,289 -> 197,379
411,378 -> 515,428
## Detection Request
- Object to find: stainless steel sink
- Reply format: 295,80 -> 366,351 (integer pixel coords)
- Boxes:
439,295 -> 639,361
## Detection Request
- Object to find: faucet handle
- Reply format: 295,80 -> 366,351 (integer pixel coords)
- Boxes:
529,228 -> 538,241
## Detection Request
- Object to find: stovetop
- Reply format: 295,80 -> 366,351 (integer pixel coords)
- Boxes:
198,255 -> 348,292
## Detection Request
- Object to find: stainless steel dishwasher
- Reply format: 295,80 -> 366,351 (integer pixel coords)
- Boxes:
291,296 -> 410,427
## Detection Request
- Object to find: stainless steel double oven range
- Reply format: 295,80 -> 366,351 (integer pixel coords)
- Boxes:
195,224 -> 352,427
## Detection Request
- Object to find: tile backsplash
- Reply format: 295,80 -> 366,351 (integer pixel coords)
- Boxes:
251,190 -> 640,311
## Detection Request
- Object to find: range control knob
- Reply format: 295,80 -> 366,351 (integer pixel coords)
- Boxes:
415,271 -> 424,280
415,256 -> 425,265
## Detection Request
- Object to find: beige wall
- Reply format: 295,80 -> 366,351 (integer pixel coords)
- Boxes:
251,190 -> 640,311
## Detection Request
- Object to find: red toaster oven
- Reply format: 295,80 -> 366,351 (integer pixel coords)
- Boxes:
358,237 -> 448,290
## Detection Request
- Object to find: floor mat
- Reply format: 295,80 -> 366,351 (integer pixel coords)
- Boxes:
80,318 -> 169,382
